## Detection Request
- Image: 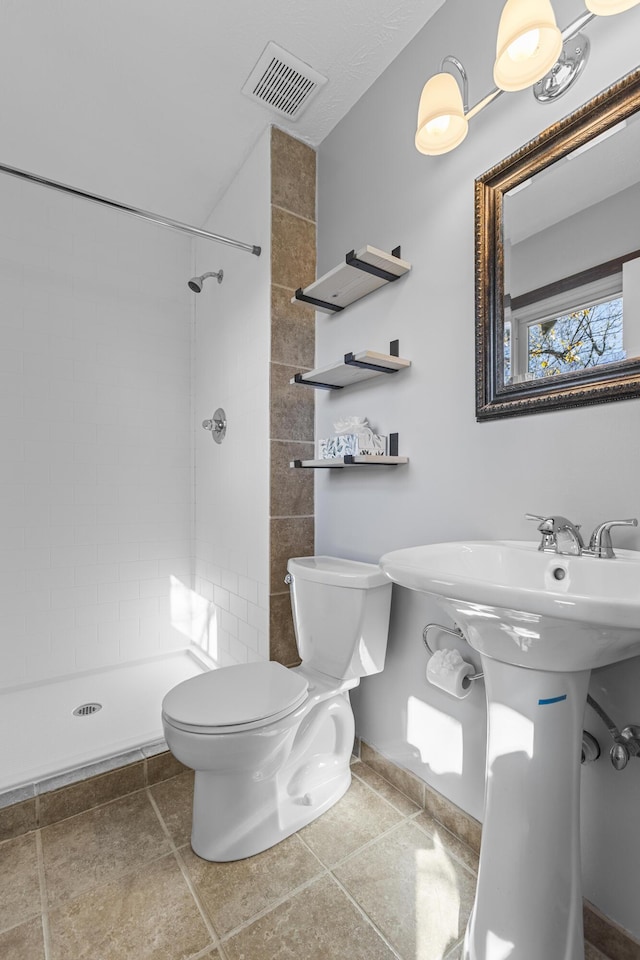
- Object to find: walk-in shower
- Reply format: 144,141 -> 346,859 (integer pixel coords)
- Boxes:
0,157 -> 263,801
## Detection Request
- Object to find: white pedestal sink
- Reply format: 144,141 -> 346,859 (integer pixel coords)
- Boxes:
380,540 -> 640,960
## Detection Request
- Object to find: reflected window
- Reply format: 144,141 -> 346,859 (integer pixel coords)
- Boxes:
526,295 -> 624,378
504,268 -> 627,385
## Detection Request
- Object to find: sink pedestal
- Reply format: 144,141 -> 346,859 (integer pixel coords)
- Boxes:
464,658 -> 591,960
380,539 -> 640,959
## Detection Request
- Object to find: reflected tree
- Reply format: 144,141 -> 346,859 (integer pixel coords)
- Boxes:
527,297 -> 624,378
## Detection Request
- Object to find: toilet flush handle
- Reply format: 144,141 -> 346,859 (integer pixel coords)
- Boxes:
284,573 -> 292,585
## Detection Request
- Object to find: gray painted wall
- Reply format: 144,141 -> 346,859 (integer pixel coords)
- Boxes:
316,0 -> 640,937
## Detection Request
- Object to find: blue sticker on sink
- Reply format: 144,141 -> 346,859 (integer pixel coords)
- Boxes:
538,694 -> 567,705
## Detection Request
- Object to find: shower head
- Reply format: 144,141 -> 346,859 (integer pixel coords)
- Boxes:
188,269 -> 224,293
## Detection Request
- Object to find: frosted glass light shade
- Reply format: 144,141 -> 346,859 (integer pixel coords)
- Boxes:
586,0 -> 640,13
494,0 -> 563,92
415,72 -> 468,156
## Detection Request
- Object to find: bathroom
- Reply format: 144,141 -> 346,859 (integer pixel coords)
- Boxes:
2,0 -> 640,958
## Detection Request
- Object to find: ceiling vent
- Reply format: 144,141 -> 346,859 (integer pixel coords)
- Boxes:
242,42 -> 328,121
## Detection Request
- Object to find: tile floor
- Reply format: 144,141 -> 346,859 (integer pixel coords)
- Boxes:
0,758 -> 611,960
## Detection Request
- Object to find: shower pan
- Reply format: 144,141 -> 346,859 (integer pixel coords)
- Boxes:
0,653 -> 208,794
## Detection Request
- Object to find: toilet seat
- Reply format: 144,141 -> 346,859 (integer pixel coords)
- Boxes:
162,661 -> 309,735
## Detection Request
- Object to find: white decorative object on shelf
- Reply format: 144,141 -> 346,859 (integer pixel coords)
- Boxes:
318,417 -> 387,460
292,246 -> 411,314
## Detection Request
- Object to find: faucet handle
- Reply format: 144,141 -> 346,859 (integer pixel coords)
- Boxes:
588,518 -> 638,559
525,512 -> 550,525
525,513 -> 581,531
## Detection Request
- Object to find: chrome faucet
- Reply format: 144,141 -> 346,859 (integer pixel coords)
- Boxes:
525,514 -> 584,555
525,514 -> 638,558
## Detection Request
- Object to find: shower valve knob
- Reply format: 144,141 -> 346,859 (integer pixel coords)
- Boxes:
202,408 -> 227,443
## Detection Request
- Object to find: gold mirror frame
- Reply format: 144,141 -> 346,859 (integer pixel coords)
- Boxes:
475,67 -> 640,420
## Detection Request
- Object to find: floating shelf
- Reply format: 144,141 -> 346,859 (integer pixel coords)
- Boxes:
291,432 -> 408,469
291,340 -> 411,391
291,455 -> 409,469
292,245 -> 411,314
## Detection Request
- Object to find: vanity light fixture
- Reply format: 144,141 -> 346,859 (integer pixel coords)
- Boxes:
415,0 -> 640,155
415,56 -> 469,156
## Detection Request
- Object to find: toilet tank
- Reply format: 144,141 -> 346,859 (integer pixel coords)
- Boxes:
287,556 -> 392,681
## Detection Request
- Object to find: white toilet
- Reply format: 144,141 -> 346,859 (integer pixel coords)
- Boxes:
161,556 -> 391,862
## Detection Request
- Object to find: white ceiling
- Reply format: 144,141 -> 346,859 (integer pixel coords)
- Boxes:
0,0 -> 445,226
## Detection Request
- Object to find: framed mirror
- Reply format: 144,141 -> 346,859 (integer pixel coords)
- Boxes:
475,67 -> 640,420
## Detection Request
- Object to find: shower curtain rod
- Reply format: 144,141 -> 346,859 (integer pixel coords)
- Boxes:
0,161 -> 261,256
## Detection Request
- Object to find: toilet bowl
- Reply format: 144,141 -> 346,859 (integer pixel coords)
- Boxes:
162,556 -> 391,862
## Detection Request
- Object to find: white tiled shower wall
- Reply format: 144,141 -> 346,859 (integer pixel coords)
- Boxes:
0,175 -> 193,689
191,129 -> 271,669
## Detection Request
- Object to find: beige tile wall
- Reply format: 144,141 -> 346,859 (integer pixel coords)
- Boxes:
269,127 -> 317,666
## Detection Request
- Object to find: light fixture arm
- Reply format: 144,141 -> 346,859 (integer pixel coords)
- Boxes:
562,10 -> 597,38
440,55 -> 469,112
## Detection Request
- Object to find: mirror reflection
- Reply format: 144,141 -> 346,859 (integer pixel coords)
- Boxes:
475,68 -> 640,420
502,111 -> 640,387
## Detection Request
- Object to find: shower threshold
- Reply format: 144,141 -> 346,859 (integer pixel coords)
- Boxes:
0,649 -> 211,797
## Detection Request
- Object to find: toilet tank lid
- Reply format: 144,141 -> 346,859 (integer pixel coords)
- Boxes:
162,661 -> 308,728
287,555 -> 388,588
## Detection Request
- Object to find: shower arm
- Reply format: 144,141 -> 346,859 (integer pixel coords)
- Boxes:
0,161 -> 261,256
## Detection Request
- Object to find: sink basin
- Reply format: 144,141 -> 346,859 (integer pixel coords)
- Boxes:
380,540 -> 640,671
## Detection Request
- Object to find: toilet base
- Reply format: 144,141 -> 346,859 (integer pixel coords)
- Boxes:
187,689 -> 356,861
191,763 -> 351,861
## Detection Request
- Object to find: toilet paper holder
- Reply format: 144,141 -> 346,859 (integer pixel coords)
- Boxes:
422,623 -> 484,683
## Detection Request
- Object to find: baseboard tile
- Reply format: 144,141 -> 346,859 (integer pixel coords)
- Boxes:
584,899 -> 640,960
0,748 -> 187,842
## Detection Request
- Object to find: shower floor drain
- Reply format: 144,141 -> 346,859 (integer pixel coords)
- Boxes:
73,702 -> 102,717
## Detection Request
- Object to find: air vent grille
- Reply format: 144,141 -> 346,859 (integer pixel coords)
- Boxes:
242,42 -> 327,121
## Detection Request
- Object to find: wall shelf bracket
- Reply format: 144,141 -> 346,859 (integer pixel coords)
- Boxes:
293,288 -> 344,312
345,247 -> 403,283
292,372 -> 343,391
344,340 -> 401,374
